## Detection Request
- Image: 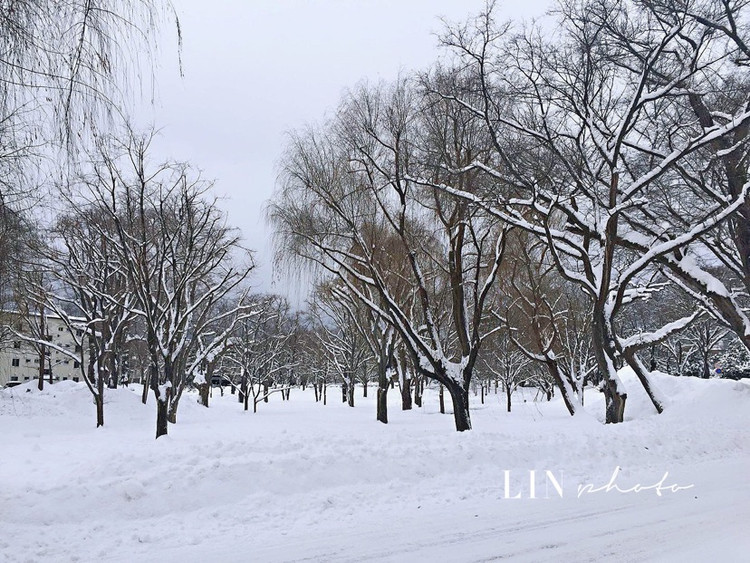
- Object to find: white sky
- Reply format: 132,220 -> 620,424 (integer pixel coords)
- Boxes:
138,0 -> 552,298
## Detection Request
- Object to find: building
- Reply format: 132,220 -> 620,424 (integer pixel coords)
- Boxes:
0,311 -> 87,388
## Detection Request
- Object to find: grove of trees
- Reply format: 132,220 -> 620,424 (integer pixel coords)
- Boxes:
3,0 -> 750,437
269,0 -> 750,429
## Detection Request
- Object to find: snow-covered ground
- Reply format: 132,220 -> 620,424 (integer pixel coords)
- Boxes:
1,371 -> 748,562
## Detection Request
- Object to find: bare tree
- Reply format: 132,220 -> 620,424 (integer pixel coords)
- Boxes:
187,294 -> 255,409
0,1 -> 180,299
503,240 -> 582,416
309,284 -> 372,408
75,128 -> 253,438
423,1 -> 750,422
221,294 -> 298,412
270,79 -> 509,432
482,329 -> 532,413
39,205 -> 135,426
1,0 -> 179,147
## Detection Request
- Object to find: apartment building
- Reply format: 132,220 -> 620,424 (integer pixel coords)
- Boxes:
0,311 -> 86,388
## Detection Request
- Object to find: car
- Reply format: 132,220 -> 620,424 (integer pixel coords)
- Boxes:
210,376 -> 233,387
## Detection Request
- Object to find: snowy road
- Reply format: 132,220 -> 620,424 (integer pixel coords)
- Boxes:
154,459 -> 747,563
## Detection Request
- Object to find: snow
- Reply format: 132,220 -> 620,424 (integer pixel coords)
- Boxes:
676,255 -> 731,298
157,381 -> 172,401
1,375 -> 748,562
619,312 -> 698,350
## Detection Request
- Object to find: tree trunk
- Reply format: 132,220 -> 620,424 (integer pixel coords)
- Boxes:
401,377 -> 412,410
314,382 -> 320,402
152,364 -> 170,439
439,384 -> 445,414
342,380 -> 348,403
623,349 -> 664,414
155,396 -> 169,438
263,380 -> 270,403
414,377 -> 422,408
702,352 -> 710,379
167,381 -> 184,424
198,383 -> 210,407
347,381 -> 355,407
506,384 -> 512,413
603,378 -> 626,424
108,362 -> 117,388
141,375 -> 149,404
544,358 -> 577,416
376,385 -> 388,424
197,363 -> 214,408
95,394 -> 104,428
96,362 -> 105,427
323,382 -> 327,405
239,371 -> 247,403
362,380 -> 368,398
38,307 -> 46,391
38,351 -> 44,391
592,311 -> 627,423
444,379 -> 471,432
480,384 -> 485,404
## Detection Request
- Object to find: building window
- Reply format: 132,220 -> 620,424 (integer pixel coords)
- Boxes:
74,361 -> 80,368
43,368 -> 50,375
11,358 -> 20,367
62,377 -> 68,381
34,359 -> 39,364
75,345 -> 81,353
24,377 -> 29,381
25,358 -> 30,363
58,326 -> 64,332
73,377 -> 79,382
10,376 -> 18,382
13,341 -> 20,349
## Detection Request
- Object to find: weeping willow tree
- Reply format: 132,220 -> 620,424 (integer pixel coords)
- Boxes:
268,79 -> 510,432
1,0 -> 180,328
1,0 -> 180,145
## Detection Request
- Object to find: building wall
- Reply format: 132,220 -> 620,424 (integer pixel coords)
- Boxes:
0,313 -> 87,387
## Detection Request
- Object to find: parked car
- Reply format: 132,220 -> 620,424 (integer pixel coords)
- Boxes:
210,376 -> 233,387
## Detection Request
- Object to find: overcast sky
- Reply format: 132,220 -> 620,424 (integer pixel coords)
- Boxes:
137,0 -> 552,299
